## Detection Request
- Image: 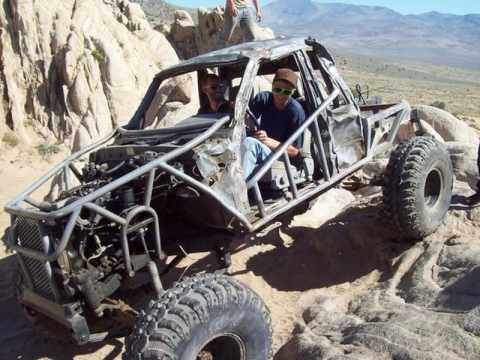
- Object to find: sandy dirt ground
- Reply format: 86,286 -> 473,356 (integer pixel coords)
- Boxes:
0,147 -> 394,359
0,147 -> 68,258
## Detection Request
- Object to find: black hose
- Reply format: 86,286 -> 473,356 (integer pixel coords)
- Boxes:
104,161 -> 126,175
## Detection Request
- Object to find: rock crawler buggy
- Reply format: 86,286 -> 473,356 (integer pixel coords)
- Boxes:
5,37 -> 453,359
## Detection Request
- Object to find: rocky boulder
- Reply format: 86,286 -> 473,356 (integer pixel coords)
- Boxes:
276,196 -> 480,360
446,142 -> 479,190
415,105 -> 480,144
368,110 -> 480,192
0,0 -> 197,151
169,10 -> 198,59
169,7 -> 275,59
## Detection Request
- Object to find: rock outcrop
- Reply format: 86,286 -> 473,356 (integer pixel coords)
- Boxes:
168,7 -> 275,59
413,108 -> 479,190
168,10 -> 198,60
276,196 -> 480,360
0,0 -> 197,151
416,105 -> 480,144
370,108 -> 480,192
447,142 -> 479,190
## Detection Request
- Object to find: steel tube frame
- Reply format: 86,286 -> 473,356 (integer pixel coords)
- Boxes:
155,161 -> 253,229
252,153 -> 377,230
144,169 -> 156,207
6,77 -> 408,265
7,208 -> 82,262
8,93 -> 405,259
253,183 -> 266,218
121,205 -> 164,277
311,117 -> 331,180
246,89 -> 339,189
8,131 -> 118,209
282,153 -> 298,199
7,116 -> 244,265
84,203 -> 127,225
5,116 -> 230,219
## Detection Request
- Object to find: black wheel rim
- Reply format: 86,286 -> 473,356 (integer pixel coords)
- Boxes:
424,168 -> 442,208
197,333 -> 246,360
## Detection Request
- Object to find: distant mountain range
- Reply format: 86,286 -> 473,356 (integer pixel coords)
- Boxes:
131,0 -> 480,69
263,0 -> 480,69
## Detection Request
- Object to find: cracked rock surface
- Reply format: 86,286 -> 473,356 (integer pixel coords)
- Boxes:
276,198 -> 480,360
0,0 -> 197,150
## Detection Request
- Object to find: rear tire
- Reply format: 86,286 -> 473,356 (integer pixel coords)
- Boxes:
383,137 -> 453,240
124,273 -> 272,360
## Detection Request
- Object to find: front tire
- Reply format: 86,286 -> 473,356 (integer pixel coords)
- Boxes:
383,137 -> 453,240
124,273 -> 272,360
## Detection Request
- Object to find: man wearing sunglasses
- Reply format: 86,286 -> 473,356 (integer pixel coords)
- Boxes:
242,68 -> 306,178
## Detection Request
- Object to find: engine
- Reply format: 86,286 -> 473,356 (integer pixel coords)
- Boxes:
51,145 -> 200,316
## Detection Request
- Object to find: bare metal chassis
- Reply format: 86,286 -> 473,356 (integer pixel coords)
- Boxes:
4,37 -> 415,343
5,95 -> 410,276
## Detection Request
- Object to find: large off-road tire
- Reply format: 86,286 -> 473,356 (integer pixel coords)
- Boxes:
383,136 -> 453,240
124,273 -> 272,360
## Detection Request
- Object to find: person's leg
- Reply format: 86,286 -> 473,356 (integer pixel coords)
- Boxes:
241,137 -> 272,179
223,11 -> 235,45
238,7 -> 256,42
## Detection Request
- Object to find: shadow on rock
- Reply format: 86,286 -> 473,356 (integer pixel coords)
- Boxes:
450,194 -> 480,211
437,266 -> 480,311
0,255 -> 123,360
275,206 -> 480,360
244,204 -> 408,292
1,226 -> 12,254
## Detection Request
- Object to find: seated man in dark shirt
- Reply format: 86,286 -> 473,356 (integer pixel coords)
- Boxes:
197,73 -> 232,114
242,68 -> 306,178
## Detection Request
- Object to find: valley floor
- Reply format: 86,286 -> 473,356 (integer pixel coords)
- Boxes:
338,54 -> 480,129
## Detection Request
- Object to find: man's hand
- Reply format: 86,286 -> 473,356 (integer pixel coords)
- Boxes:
261,137 -> 280,149
254,130 -> 280,149
256,10 -> 262,22
254,130 -> 267,141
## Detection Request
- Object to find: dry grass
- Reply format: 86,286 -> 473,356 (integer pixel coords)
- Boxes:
2,131 -> 19,147
337,54 -> 480,130
35,143 -> 61,159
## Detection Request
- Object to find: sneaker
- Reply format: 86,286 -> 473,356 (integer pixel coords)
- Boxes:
466,192 -> 480,206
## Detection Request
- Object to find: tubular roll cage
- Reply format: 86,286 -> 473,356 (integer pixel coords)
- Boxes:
5,68 -> 409,280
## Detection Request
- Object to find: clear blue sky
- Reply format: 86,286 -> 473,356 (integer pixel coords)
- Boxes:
167,0 -> 480,15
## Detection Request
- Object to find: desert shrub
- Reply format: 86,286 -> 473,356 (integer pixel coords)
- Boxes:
36,143 -> 60,157
91,48 -> 106,63
430,101 -> 447,110
2,132 -> 19,147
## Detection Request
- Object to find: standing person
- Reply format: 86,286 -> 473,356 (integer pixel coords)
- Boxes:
224,0 -> 262,44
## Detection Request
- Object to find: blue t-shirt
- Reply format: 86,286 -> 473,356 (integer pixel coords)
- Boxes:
250,91 -> 306,148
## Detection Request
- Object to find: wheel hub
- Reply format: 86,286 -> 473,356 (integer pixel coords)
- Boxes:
424,168 -> 442,207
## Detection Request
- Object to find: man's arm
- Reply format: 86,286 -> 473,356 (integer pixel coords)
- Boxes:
254,131 -> 300,157
252,0 -> 261,21
227,0 -> 238,16
250,91 -> 267,119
